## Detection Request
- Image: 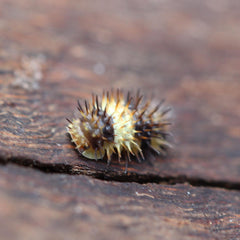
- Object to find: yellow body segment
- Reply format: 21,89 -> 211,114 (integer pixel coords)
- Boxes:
67,90 -> 171,165
67,92 -> 143,161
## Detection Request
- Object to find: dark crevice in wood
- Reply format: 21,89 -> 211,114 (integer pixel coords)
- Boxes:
0,155 -> 239,191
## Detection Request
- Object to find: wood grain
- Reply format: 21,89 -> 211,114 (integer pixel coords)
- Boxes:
0,1 -> 240,239
0,0 -> 240,183
0,165 -> 239,240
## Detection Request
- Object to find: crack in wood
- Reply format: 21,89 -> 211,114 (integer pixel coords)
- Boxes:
0,155 -> 239,191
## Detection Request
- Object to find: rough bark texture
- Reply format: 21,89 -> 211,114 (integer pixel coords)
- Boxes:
0,0 -> 240,239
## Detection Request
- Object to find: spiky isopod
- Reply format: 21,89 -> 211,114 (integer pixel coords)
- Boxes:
67,89 -> 172,170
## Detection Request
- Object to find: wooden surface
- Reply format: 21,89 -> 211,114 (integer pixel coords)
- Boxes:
0,164 -> 239,240
0,0 -> 240,239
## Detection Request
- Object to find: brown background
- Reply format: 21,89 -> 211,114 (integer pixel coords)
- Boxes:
0,0 -> 240,239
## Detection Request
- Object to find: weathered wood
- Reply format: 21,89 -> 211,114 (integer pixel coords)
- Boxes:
0,0 -> 240,183
0,165 -> 239,240
0,1 -> 240,239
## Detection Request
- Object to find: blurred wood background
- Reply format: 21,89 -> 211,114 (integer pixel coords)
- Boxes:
0,0 -> 239,239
